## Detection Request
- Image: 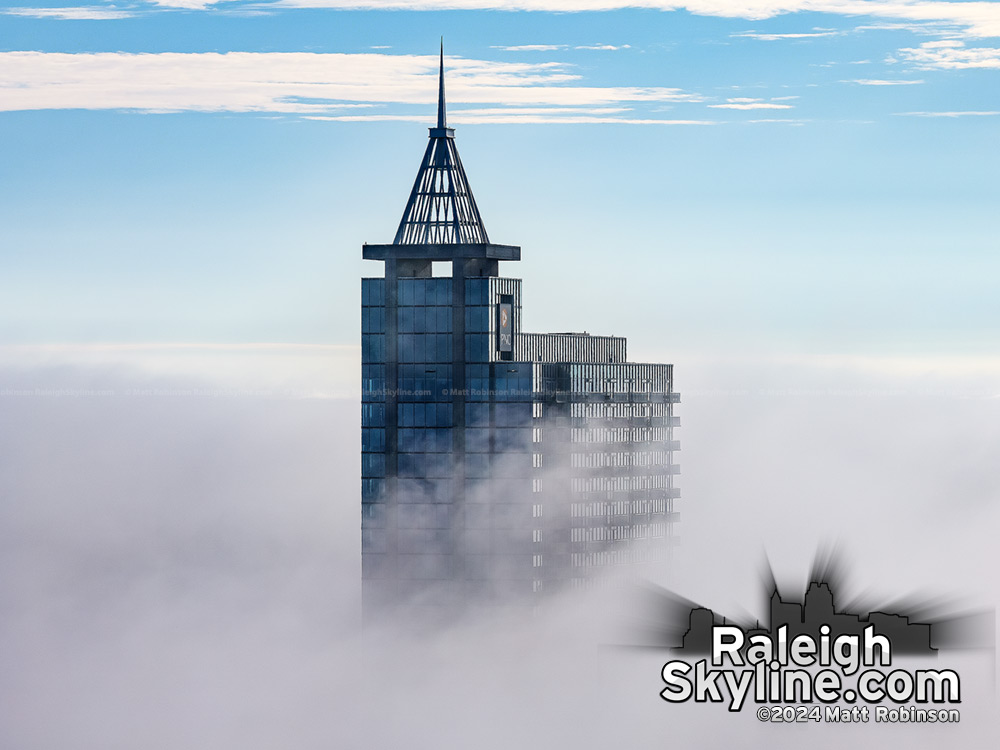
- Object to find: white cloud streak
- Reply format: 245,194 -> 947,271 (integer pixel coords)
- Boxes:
896,109 -> 1000,116
732,29 -> 842,40
307,113 -> 714,124
898,39 -> 1000,68
1,6 -> 135,19
708,96 -> 794,109
149,0 -> 217,7
847,77 -> 925,84
0,51 -> 702,116
492,44 -> 568,51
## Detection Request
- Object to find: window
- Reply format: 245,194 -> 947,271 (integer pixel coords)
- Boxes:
361,453 -> 385,477
361,403 -> 385,427
465,403 -> 489,427
361,428 -> 385,452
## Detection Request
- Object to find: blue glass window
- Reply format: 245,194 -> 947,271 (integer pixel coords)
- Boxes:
398,428 -> 452,453
465,334 -> 488,363
496,403 -> 531,427
398,452 -> 451,478
362,278 -> 385,306
362,403 -> 385,427
362,478 -> 384,501
361,307 -> 385,334
362,365 -> 385,401
398,306 -> 414,333
466,363 -> 489,400
465,428 -> 490,453
465,306 -> 488,333
465,278 -> 488,305
362,334 -> 385,363
433,279 -> 452,305
465,403 -> 489,427
398,402 -> 453,426
362,453 -> 385,477
362,428 -> 385,452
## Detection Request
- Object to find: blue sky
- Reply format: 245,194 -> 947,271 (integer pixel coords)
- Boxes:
2,1 -> 998,391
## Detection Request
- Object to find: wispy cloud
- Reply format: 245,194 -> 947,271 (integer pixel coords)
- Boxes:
846,78 -> 925,85
898,40 -> 1000,69
896,110 -> 1000,117
492,44 -> 567,51
708,97 -> 794,110
148,0 -> 217,8
733,29 -> 841,41
0,51 -> 702,117
1,6 -> 135,19
452,106 -> 631,114
308,113 -> 714,124
853,21 -> 960,36
492,43 -> 630,52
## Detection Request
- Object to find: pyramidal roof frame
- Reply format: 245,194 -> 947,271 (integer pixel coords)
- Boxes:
392,42 -> 490,246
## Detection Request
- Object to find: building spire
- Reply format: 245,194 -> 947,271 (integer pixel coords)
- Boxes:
437,38 -> 447,130
390,42 -> 491,245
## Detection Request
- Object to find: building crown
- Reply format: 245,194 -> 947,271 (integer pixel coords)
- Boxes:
392,42 -> 490,246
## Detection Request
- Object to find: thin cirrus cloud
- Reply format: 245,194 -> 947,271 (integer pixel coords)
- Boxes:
493,44 -> 630,50
308,113 -> 713,124
491,44 -> 568,51
897,40 -> 1000,68
708,97 -> 794,110
0,51 -> 703,117
847,78 -> 925,84
896,110 -> 1000,116
732,29 -> 841,41
1,6 -> 136,19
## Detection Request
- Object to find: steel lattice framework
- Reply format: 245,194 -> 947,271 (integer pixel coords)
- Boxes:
392,45 -> 490,246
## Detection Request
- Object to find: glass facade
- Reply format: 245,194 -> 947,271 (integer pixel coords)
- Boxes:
362,262 -> 680,608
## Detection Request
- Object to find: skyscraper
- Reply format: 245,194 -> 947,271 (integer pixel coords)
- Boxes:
361,46 -> 680,616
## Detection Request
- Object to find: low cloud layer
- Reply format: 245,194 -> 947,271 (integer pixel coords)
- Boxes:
1,358 -> 997,746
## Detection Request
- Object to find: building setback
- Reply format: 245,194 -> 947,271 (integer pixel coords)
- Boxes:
361,47 -> 680,615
